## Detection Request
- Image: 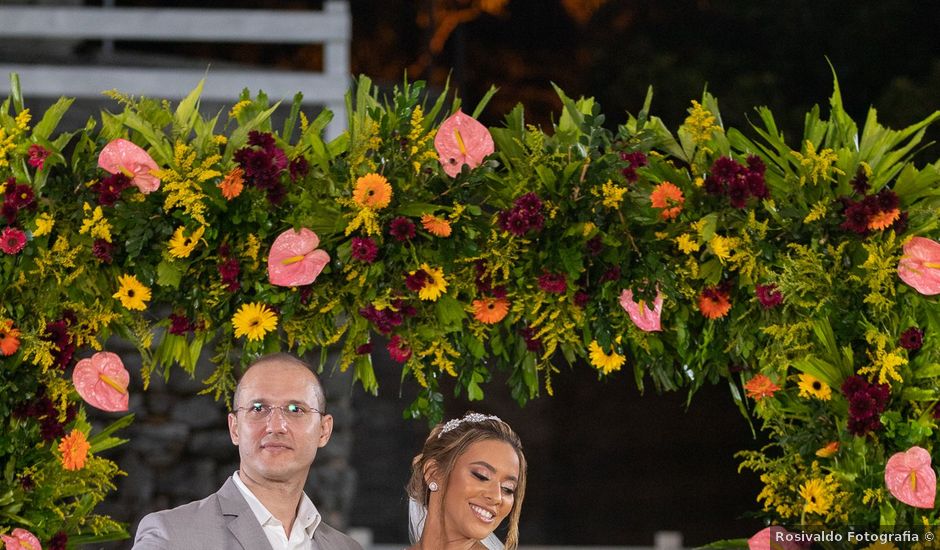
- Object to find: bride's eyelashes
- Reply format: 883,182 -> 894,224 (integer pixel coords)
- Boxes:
471,469 -> 516,496
471,470 -> 490,482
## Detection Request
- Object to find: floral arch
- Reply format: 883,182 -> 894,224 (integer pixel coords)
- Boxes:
0,72 -> 938,546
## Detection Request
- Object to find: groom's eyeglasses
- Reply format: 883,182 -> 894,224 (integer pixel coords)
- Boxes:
232,402 -> 324,422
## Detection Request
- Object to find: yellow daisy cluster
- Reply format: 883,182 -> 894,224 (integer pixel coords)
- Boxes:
675,233 -> 700,254
418,340 -> 460,378
113,274 -> 151,311
683,100 -> 723,145
0,109 -> 30,168
408,106 -> 438,174
859,330 -> 907,386
791,140 -> 844,185
599,179 -> 628,209
79,203 -> 113,243
157,141 -> 219,225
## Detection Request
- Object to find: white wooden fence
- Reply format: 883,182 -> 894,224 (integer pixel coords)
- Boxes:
0,1 -> 350,140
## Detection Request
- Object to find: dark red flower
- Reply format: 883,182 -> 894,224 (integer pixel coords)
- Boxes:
586,236 -> 603,256
6,183 -> 36,210
755,284 -> 783,309
219,258 -> 240,292
840,200 -> 871,235
710,156 -> 743,185
745,155 -> 766,175
48,531 -> 68,550
247,130 -> 276,151
387,334 -> 412,363
519,326 -> 543,352
43,319 -> 76,370
538,272 -> 567,294
355,342 -> 373,355
350,236 -> 379,263
850,166 -> 869,195
601,266 -> 622,283
574,291 -> 590,307
92,173 -> 132,206
40,415 -> 65,441
620,151 -> 648,183
899,327 -> 924,351
389,217 -> 416,241
289,156 -> 309,181
92,239 -> 114,264
169,313 -> 195,336
405,269 -> 429,292
727,177 -> 750,209
27,144 -> 52,170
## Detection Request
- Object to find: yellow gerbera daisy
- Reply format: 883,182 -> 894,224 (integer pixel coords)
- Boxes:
352,173 -> 393,209
232,302 -> 278,341
800,478 -> 832,516
168,225 -> 205,259
113,274 -> 151,311
416,264 -> 448,301
588,340 -> 625,375
797,373 -> 832,400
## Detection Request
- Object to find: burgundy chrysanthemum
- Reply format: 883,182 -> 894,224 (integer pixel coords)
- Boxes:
43,318 -> 76,370
842,375 -> 890,436
48,531 -> 68,550
574,291 -> 590,308
350,236 -> 379,263
0,226 -> 27,254
356,342 -> 373,355
92,239 -> 115,264
92,173 -> 132,206
600,266 -> 621,283
498,193 -> 545,235
248,130 -> 276,150
620,151 -> 648,183
387,334 -> 412,363
538,272 -> 567,294
6,182 -> 36,210
289,156 -> 309,181
218,258 -> 240,292
899,327 -> 924,351
169,313 -> 195,336
519,326 -> 543,352
840,200 -> 871,235
359,304 -> 404,334
389,216 -> 416,242
755,284 -> 783,309
850,166 -> 869,195
405,270 -> 429,292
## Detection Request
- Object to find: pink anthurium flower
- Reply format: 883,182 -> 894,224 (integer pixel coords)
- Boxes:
898,236 -> 940,295
98,138 -> 161,194
619,288 -> 663,332
747,526 -> 806,550
267,227 -> 330,287
72,351 -> 130,412
885,445 -> 936,508
434,109 -> 494,177
1,528 -> 42,550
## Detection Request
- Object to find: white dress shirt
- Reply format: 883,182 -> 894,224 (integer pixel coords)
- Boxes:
232,471 -> 321,550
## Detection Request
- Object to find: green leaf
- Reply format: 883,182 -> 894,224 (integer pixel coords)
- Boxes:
173,79 -> 204,136
32,97 -> 74,140
471,85 -> 498,119
435,294 -> 466,329
156,260 -> 183,289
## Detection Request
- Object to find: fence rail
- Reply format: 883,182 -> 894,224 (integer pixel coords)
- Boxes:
0,2 -> 350,140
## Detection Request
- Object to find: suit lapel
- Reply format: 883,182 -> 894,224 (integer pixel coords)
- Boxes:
217,477 -> 274,550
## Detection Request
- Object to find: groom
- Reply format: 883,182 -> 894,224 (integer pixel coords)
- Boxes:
133,353 -> 362,549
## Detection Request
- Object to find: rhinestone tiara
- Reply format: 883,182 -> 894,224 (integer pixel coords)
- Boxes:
438,412 -> 502,438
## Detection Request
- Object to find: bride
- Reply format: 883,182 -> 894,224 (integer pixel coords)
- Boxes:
406,412 -> 527,550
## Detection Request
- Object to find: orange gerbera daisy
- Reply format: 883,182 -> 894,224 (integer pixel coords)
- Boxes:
0,320 -> 20,356
868,208 -> 900,230
815,441 -> 840,458
59,429 -> 91,471
217,167 -> 244,200
698,286 -> 731,319
472,297 -> 510,324
744,374 -> 781,401
421,213 -> 452,237
352,173 -> 393,209
650,181 -> 685,220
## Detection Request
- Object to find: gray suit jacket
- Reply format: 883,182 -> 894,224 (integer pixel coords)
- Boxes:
132,477 -> 362,550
